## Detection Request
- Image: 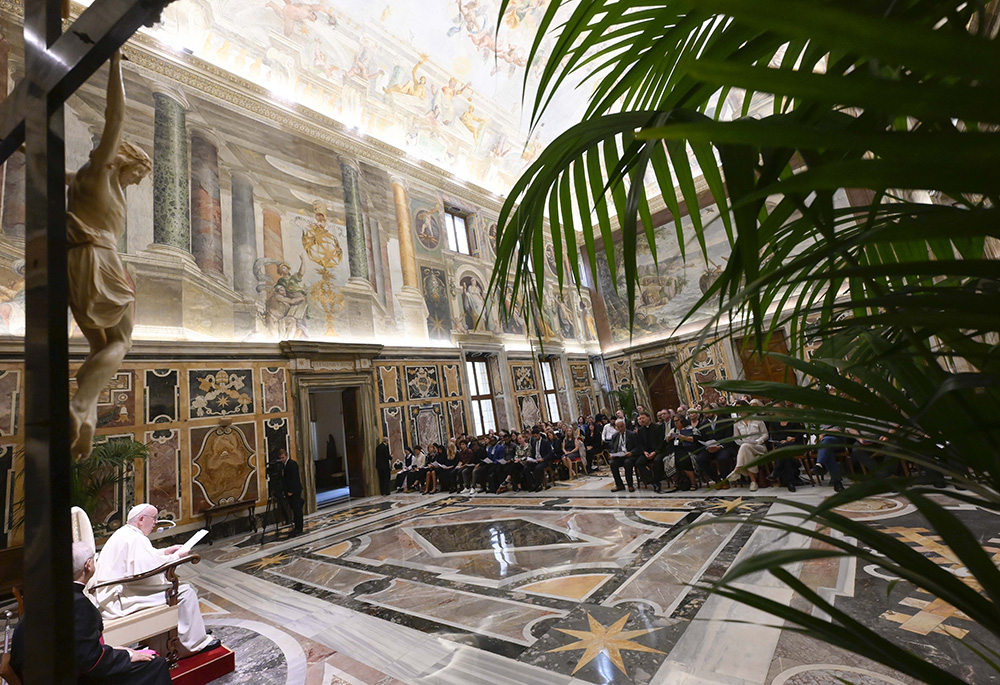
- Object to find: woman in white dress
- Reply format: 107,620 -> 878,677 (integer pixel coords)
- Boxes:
726,399 -> 770,491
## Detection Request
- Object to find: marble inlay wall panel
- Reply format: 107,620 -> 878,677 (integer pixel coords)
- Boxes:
405,365 -> 440,401
145,369 -> 179,423
381,406 -> 406,457
517,394 -> 543,429
260,367 -> 288,413
607,357 -> 633,390
263,417 -> 289,462
377,365 -> 402,404
488,355 -> 509,432
0,369 -> 19,436
446,399 -> 467,438
511,364 -> 536,393
576,390 -> 595,418
442,363 -> 463,398
144,428 -> 182,521
0,445 -> 12,544
69,370 -> 135,430
409,403 -> 445,452
551,361 -> 572,421
188,368 -> 255,418
90,433 -> 136,534
190,422 -> 259,511
570,363 -> 590,389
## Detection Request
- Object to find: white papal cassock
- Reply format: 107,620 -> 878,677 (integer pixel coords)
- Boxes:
92,524 -> 212,653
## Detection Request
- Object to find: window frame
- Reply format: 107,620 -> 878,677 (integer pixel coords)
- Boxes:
465,357 -> 497,436
444,208 -> 473,256
539,359 -> 561,423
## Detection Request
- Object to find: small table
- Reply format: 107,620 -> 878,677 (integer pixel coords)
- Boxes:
201,500 -> 257,544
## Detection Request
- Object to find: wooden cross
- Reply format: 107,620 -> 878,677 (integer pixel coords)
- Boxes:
0,0 -> 174,680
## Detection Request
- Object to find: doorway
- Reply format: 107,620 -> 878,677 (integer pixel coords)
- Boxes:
642,363 -> 681,413
735,330 -> 795,387
309,386 -> 365,507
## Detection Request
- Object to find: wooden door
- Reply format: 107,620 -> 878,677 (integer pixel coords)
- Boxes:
736,330 -> 794,386
642,363 -> 680,413
341,387 -> 366,498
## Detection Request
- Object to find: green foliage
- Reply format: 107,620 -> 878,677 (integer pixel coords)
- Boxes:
490,0 -> 1000,681
71,438 -> 149,519
610,384 -> 638,417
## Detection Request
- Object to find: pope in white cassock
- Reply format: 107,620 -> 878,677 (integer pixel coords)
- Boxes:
93,503 -> 218,656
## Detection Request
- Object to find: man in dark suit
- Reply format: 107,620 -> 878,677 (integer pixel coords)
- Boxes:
10,542 -> 171,684
695,404 -> 736,488
375,437 -> 392,496
609,419 -> 639,492
279,448 -> 304,535
633,411 -> 665,493
529,427 -> 553,490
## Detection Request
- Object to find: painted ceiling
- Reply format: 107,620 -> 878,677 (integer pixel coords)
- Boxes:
125,0 -> 590,196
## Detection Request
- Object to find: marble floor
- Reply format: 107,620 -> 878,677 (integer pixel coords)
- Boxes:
181,475 -> 999,685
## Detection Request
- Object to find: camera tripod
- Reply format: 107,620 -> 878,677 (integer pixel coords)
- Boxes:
260,477 -> 292,545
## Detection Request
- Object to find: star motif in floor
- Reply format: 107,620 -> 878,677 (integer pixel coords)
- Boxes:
248,552 -> 291,570
708,496 -> 749,514
546,611 -> 663,676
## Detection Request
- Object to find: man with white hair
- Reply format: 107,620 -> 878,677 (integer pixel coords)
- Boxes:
93,503 -> 218,656
10,541 -> 171,683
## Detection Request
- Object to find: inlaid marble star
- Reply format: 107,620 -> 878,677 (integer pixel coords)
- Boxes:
709,496 -> 749,514
248,552 -> 291,570
547,612 -> 663,676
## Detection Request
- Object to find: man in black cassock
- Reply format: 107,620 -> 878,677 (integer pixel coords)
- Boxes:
375,437 -> 392,495
10,542 -> 171,684
279,448 -> 304,535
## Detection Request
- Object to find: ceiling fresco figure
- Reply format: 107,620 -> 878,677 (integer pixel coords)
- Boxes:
384,54 -> 429,98
267,0 -> 336,37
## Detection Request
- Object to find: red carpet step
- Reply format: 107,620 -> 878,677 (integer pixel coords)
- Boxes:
170,645 -> 235,685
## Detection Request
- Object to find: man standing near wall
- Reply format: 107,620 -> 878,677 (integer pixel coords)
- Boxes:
279,449 -> 304,535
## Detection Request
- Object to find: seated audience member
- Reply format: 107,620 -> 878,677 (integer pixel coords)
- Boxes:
608,419 -> 639,493
420,444 -> 445,494
560,431 -> 581,479
396,445 -> 426,492
812,423 -> 851,492
633,411 -> 665,493
509,432 -> 534,491
584,418 -> 603,472
529,427 -> 554,490
725,400 -> 769,492
11,542 -> 171,685
93,504 -> 219,657
601,415 -> 618,452
458,439 -> 480,493
474,435 -> 503,493
668,415 -> 698,491
695,403 -> 735,488
768,404 -> 805,491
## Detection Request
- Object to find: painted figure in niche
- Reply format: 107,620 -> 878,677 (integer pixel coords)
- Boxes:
266,0 -> 336,37
460,275 -> 494,332
66,51 -> 152,459
555,294 -> 576,338
255,257 -> 309,339
501,285 -> 525,335
580,299 -> 598,340
545,243 -> 559,276
459,104 -> 487,144
384,55 -> 429,99
422,267 -> 451,338
0,260 -> 25,336
414,208 -> 440,250
432,77 -> 472,125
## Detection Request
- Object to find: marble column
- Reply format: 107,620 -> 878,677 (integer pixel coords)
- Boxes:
390,176 -> 428,339
189,131 -> 225,277
231,172 -> 258,297
1,149 -> 25,238
340,159 -> 368,281
152,92 -> 190,251
262,206 -> 284,283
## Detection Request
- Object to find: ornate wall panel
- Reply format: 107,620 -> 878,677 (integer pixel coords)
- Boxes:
263,417 -> 290,462
517,394 -> 543,429
511,364 -> 536,392
188,368 -> 255,418
145,369 -> 179,424
447,399 -> 467,438
260,367 -> 288,413
381,406 -> 406,457
570,363 -> 590,389
377,365 -> 402,404
90,433 -> 136,535
69,370 -> 135,430
144,428 -> 181,521
0,369 -> 18,436
190,422 -> 259,512
409,403 -> 445,451
405,365 -> 441,401
442,363 -> 463,398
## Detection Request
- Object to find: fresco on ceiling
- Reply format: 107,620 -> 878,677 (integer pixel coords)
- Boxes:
144,0 -> 589,194
594,212 -> 732,345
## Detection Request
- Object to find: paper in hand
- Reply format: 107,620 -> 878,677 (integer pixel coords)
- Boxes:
178,529 -> 209,555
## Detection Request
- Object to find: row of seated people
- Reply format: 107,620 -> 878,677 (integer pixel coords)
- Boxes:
394,424 -> 598,495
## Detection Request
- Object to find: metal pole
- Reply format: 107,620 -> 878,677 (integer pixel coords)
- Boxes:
22,0 -> 75,681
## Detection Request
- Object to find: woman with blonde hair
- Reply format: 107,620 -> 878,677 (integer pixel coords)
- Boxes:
726,399 -> 769,491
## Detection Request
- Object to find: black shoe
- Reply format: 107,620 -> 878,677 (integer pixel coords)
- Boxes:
651,483 -> 661,494
833,480 -> 844,492
787,483 -> 796,492
810,464 -> 826,477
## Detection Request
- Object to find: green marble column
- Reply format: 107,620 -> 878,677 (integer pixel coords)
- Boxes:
340,159 -> 368,281
153,92 -> 190,251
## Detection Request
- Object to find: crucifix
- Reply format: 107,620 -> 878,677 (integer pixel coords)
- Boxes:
0,0 -> 174,680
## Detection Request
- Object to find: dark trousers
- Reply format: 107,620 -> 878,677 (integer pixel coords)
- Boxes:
377,466 -> 391,496
288,493 -> 304,533
611,455 -> 637,488
633,454 -> 660,485
695,447 -> 735,482
772,456 -> 800,484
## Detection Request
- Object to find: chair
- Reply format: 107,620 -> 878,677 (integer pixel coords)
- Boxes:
1,652 -> 21,685
73,507 -> 200,667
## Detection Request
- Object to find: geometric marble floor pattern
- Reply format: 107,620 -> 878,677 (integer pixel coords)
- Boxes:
181,482 -> 999,685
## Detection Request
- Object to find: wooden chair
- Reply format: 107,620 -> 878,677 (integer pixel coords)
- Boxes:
1,652 -> 21,685
73,507 -> 200,667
